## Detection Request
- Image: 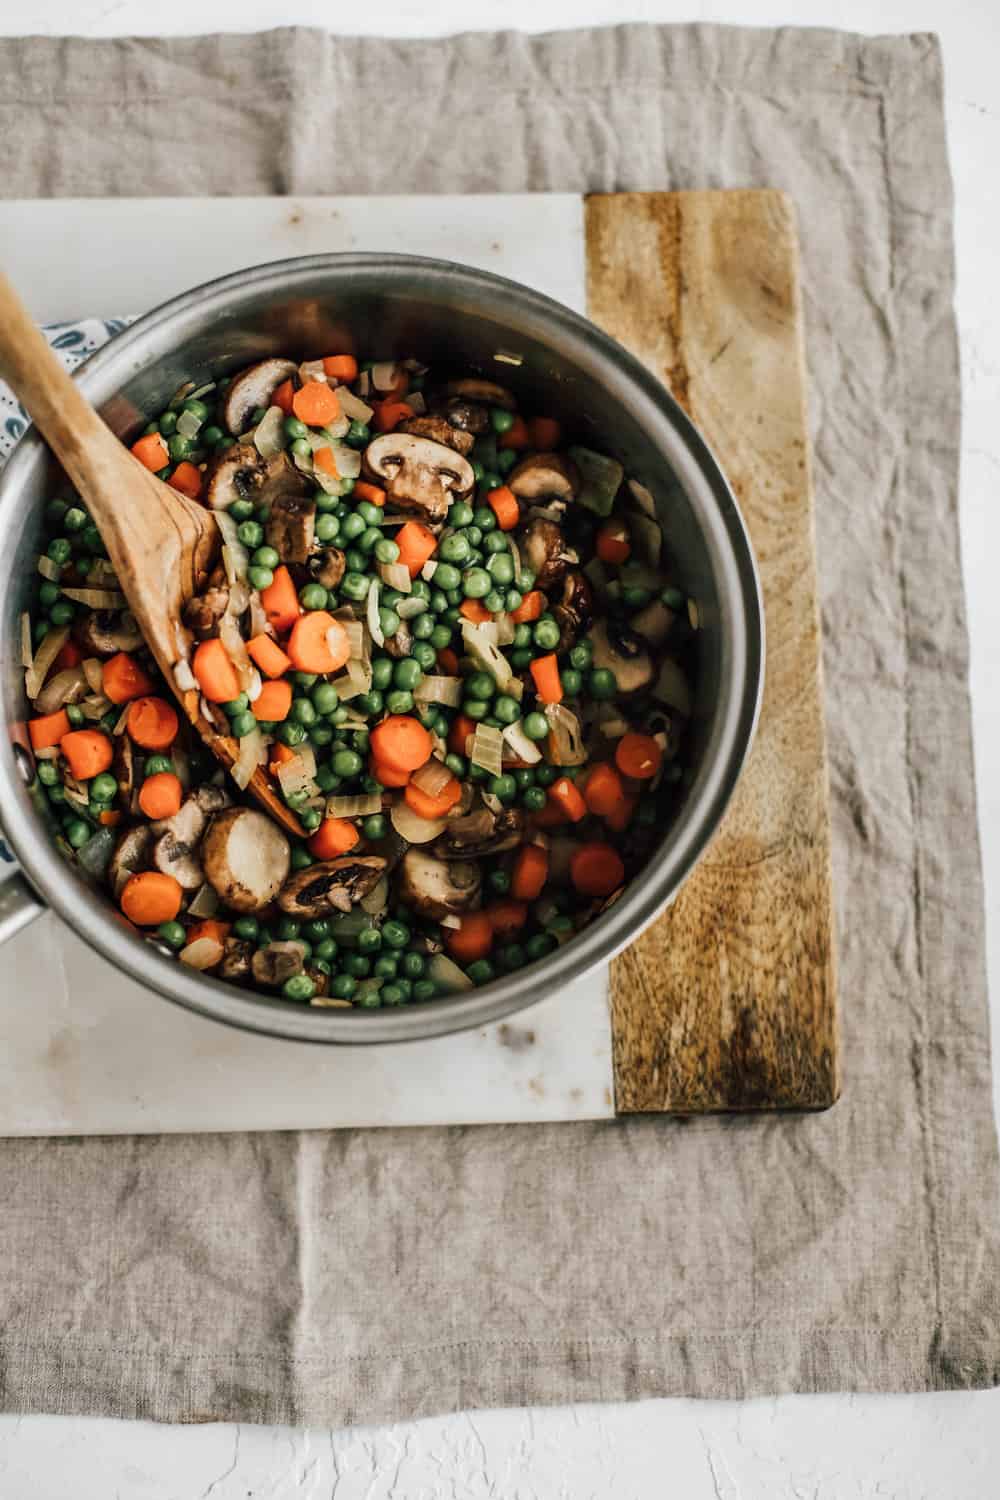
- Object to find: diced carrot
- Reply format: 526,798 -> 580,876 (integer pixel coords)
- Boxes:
313,446 -> 339,479
531,798 -> 568,829
404,776 -> 462,821
131,432 -> 169,471
486,484 -> 520,531
509,590 -> 544,624
370,757 -> 411,788
511,844 -> 549,902
459,598 -> 492,624
615,732 -> 662,781
168,460 -> 203,500
308,817 -> 360,859
603,792 -> 638,834
485,899 -> 528,937
292,382 -> 341,428
596,519 -> 631,566
98,809 -> 122,827
436,647 -> 459,676
529,653 -> 562,705
272,378 -> 296,415
444,911 -> 494,965
28,709 -> 70,751
395,521 -> 437,577
570,842 -> 625,898
448,714 -> 476,757
102,651 -> 154,705
583,763 -> 625,819
254,679 -> 293,723
373,400 -> 414,434
247,634 -> 292,679
127,696 -> 179,751
138,770 -> 183,820
60,728 -> 113,780
120,871 -> 183,926
260,565 -> 301,634
192,638 -> 241,704
353,481 -> 386,507
186,919 -> 231,947
369,715 -> 432,773
269,740 -> 297,775
497,416 -> 530,451
529,416 -> 561,450
549,776 -> 587,823
322,355 -> 359,383
53,639 -> 83,672
287,611 -> 350,674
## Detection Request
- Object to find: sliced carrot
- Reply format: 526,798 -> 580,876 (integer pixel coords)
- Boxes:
448,714 -> 476,757
509,590 -> 544,624
404,776 -> 462,821
130,432 -> 168,471
497,416 -> 530,451
436,646 -> 460,677
102,651 -> 154,705
369,715 -> 432,773
308,817 -> 360,859
529,416 -> 561,450
603,792 -> 638,834
529,653 -> 562,705
370,757 -> 411,788
395,520 -> 437,577
313,446 -> 339,479
615,732 -> 662,781
167,460 -> 203,500
192,638 -> 241,704
459,598 -> 492,624
98,809 -> 122,827
485,899 -> 528,937
60,729 -> 113,780
269,740 -> 297,775
444,911 -> 494,965
53,639 -> 83,672
322,355 -> 359,383
260,565 -> 301,634
287,611 -> 350,674
511,844 -> 549,902
583,762 -> 625,819
353,481 -> 386,507
570,842 -> 625,898
186,918 -> 231,947
272,378 -> 296,415
486,484 -> 520,531
138,770 -> 183,820
127,696 -> 179,751
28,709 -> 70,751
292,381 -> 341,428
254,679 -> 293,723
373,400 -> 414,434
247,633 -> 292,679
549,776 -> 587,823
596,519 -> 631,566
120,870 -> 182,926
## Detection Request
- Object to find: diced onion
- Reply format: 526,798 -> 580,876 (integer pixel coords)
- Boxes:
506,676 -> 523,702
246,668 -> 262,703
371,361 -> 400,392
219,612 -> 254,694
390,800 -> 447,844
414,675 -> 462,708
544,703 -> 586,766
653,658 -> 692,717
420,560 -> 438,582
216,510 -> 250,584
35,668 -> 87,715
176,407 -> 202,439
501,720 -> 542,764
298,359 -> 327,383
378,562 -> 412,593
360,875 -> 389,915
461,621 -> 511,690
179,936 -> 225,970
188,882 -> 220,918
599,715 -> 629,739
80,693 -> 111,721
277,746 -> 318,799
344,619 -> 366,662
508,538 -> 522,584
112,704 -> 131,736
628,479 -> 657,518
87,559 -> 119,586
470,723 -> 504,777
366,577 -> 384,648
248,591 -> 270,639
189,381 -> 217,402
337,386 -> 374,424
82,657 -> 104,693
232,726 -> 267,789
36,554 -> 62,582
440,914 -> 462,930
33,746 -> 59,760
357,371 -> 371,398
529,503 -> 567,522
19,612 -> 33,672
24,625 -> 69,700
428,953 -> 474,993
291,445 -> 314,475
396,596 -> 427,620
493,614 -> 516,647
60,587 -> 125,609
687,598 -> 700,631
169,380 -> 195,406
173,659 -> 198,694
481,791 -> 505,816
326,791 -> 381,819
629,509 -> 662,567
252,405 -> 285,458
412,757 -> 452,798
329,439 -> 361,478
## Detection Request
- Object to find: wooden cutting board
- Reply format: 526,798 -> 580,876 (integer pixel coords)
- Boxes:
588,190 -> 839,1113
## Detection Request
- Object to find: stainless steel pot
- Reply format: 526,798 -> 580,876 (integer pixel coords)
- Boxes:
0,254 -> 763,1043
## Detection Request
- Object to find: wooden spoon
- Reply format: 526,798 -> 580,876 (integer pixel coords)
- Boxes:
0,271 -> 302,836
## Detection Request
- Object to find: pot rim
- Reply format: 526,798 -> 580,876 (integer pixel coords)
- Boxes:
0,251 -> 763,1044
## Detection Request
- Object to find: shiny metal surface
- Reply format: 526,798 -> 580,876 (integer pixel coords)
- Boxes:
0,254 -> 763,1043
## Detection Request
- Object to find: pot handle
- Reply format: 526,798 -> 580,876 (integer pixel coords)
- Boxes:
0,837 -> 47,944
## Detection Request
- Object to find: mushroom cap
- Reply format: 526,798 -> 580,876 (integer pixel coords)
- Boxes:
444,377 -> 517,410
364,433 -> 475,524
552,568 -> 594,654
588,619 -> 655,697
251,940 -> 308,988
518,516 -> 575,591
265,492 -> 316,565
219,936 -> 254,983
396,848 -> 482,921
204,444 -> 310,513
435,804 -> 525,858
109,823 -> 154,898
277,856 -> 387,918
507,452 -> 581,501
201,807 -> 290,913
435,396 -> 490,434
222,358 -> 298,437
73,609 -> 143,658
399,414 -> 475,456
152,829 -> 204,890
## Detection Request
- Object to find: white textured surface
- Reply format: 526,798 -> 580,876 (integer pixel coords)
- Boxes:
1,0 -> 998,1493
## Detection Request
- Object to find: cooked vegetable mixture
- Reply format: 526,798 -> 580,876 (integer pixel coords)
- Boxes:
23,354 -> 696,1007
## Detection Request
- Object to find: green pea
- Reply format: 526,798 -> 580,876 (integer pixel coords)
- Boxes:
341,572 -> 371,602
314,938 -> 338,962
47,782 -> 65,803
346,419 -> 370,448
429,624 -> 453,651
90,772 -> 118,802
622,585 -> 652,610
386,689 -> 414,714
522,785 -> 547,811
488,773 -> 517,804
340,512 -> 366,541
46,498 -> 70,528
372,537 -> 398,566
496,448 -> 518,474
299,583 -> 329,611
329,748 -> 361,779
379,607 -> 401,638
82,526 -> 106,556
157,410 -> 179,436
444,753 -> 467,778
63,505 -> 88,534
331,973 -> 358,999
47,537 -> 71,566
201,425 -> 225,448
309,723 -> 334,748
221,694 -> 249,718
382,919 -> 410,949
391,658 -> 421,692
374,954 -> 399,979
290,846 -> 315,871
357,926 -> 383,954
315,489 -> 338,514
181,398 -> 210,421
568,640 -> 593,670
157,920 -> 187,950
284,789 -> 308,812
449,501 -> 474,527
278,721 -> 307,747
518,568 -> 536,591
289,672 -> 316,688
481,589 -> 504,614
410,612 -> 434,641
36,761 -> 59,787
314,765 -> 339,794
483,530 -> 509,555
377,982 -> 403,1006
167,433 -> 194,462
490,408 -> 515,434
509,648 -> 533,670
315,513 -> 340,543
533,618 -> 560,651
233,916 -> 260,941
362,813 -> 388,840
560,668 -> 583,696
49,600 -> 75,626
438,532 -> 469,565
661,586 -> 685,609
589,667 -> 618,700
462,568 -> 491,599
339,478 -> 356,498
227,498 -> 255,522
486,553 -> 515,588
65,819 -> 91,849
342,548 -> 364,574
460,672 -> 490,703
463,698 -> 490,722
64,703 -> 85,727
426,563 -> 457,595
411,641 -> 436,672
443,607 -> 461,627
308,682 -> 337,716
522,712 -> 549,741
526,933 -> 556,961
357,690 -> 384,716
284,416 -> 309,441
466,959 -> 495,985
534,764 -> 558,788
340,952 -> 368,979
283,974 -> 316,1002
398,951 -> 424,980
236,520 -> 264,549
487,695 -> 516,726
498,943 -> 526,971
369,657 -> 392,691
252,545 -> 280,571
37,581 -> 60,608
288,699 -> 315,729
505,589 -> 524,613
355,526 -> 379,554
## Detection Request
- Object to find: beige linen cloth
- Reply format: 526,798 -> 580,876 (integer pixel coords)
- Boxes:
0,24 -> 998,1424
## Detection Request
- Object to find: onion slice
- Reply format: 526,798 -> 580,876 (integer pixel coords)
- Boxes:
25,625 -> 69,701
390,800 -> 447,844
412,757 -> 452,798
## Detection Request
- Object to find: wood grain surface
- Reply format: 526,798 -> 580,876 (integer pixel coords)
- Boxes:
586,190 -> 839,1112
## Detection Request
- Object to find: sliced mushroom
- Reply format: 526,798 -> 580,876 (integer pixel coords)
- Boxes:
73,609 -> 143,658
266,493 -> 316,564
192,783 -> 231,815
309,547 -> 347,591
112,734 -> 135,804
630,598 -> 677,648
204,444 -> 310,513
183,586 -> 230,641
152,818 -> 205,891
383,619 -> 414,660
108,823 -> 154,898
222,358 -> 298,436
552,569 -> 593,655
519,517 -> 571,591
437,396 -> 489,434
277,856 -> 387,918
151,795 -> 207,844
507,452 -> 580,502
444,377 -> 516,410
397,848 -> 481,921
589,619 -> 654,697
220,936 -> 254,984
398,414 -> 474,457
436,805 -> 525,858
364,434 -> 475,525
201,807 -> 291,913
252,940 -> 307,989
